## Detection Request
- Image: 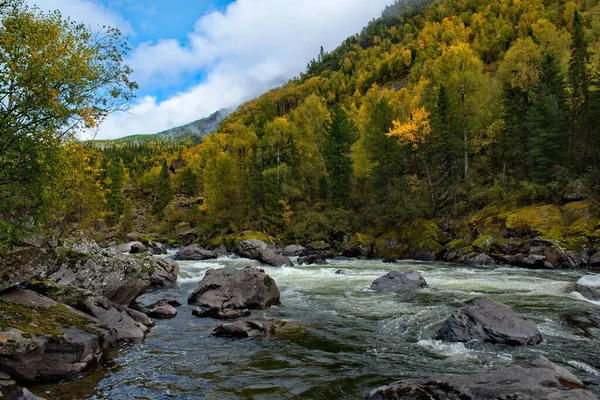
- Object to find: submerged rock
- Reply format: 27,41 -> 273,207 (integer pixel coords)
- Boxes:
193,308 -> 251,319
0,372 -> 45,399
212,320 -> 268,338
434,297 -> 542,345
0,288 -> 113,383
565,311 -> 600,340
175,245 -> 218,261
575,275 -> 600,301
366,355 -> 597,400
188,267 -> 280,310
147,299 -> 182,309
369,271 -> 427,293
235,240 -> 293,267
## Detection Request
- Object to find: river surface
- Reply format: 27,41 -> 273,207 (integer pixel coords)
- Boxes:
32,256 -> 600,399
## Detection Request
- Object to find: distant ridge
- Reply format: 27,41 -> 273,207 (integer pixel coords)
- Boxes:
94,108 -> 232,145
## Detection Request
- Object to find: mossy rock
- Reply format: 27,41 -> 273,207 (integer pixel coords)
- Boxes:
0,299 -> 100,338
350,233 -> 375,247
445,239 -> 467,251
374,231 -> 409,258
504,205 -> 565,241
402,219 -> 448,246
208,231 -> 271,249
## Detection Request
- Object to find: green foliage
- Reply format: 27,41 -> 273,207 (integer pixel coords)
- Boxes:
153,160 -> 173,217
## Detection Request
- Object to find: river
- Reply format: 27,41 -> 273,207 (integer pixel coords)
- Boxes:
32,255 -> 600,399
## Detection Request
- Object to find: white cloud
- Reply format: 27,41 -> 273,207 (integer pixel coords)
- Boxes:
38,0 -> 393,139
27,0 -> 132,34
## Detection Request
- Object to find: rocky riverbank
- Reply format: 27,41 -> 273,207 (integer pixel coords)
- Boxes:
0,240 -> 179,398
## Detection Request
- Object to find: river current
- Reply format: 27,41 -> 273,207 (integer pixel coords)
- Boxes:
32,255 -> 600,399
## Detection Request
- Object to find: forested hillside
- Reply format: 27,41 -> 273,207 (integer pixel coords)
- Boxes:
3,0 -> 600,254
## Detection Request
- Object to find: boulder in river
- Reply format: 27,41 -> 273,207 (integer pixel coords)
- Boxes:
297,255 -> 328,265
129,242 -> 148,254
147,241 -> 168,255
147,304 -> 177,319
235,240 -> 293,267
434,297 -> 542,345
188,267 -> 280,310
565,311 -> 600,341
510,253 -> 555,269
0,287 -> 114,383
282,244 -> 305,256
369,271 -> 427,293
175,244 -> 218,261
212,320 -> 268,338
116,241 -> 144,253
575,275 -> 600,301
366,355 -> 597,400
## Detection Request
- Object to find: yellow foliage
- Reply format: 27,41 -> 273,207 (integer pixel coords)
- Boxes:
387,107 -> 431,149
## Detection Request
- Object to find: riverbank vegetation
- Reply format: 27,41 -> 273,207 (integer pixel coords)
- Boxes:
2,0 -> 600,254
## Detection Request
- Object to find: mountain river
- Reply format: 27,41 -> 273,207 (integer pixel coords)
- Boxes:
31,255 -> 600,399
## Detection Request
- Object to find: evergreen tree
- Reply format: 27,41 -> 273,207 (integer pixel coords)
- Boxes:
105,159 -> 126,223
323,105 -> 358,207
179,167 -> 198,196
153,160 -> 173,217
568,10 -> 596,171
364,98 -> 403,198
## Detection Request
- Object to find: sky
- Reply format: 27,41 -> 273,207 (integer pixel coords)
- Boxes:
28,0 -> 393,139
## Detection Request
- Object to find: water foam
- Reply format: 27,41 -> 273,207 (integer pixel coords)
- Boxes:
568,360 -> 600,376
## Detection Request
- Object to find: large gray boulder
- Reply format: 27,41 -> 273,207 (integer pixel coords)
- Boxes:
175,244 -> 218,261
0,288 -> 114,384
188,267 -> 280,310
575,275 -> 600,301
434,297 -> 542,345
116,241 -> 144,253
366,355 -> 597,400
590,252 -> 600,269
49,246 -> 179,306
235,240 -> 293,267
370,271 -> 427,293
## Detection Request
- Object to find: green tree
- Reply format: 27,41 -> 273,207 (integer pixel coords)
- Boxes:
568,10 -> 596,171
323,105 -> 358,207
153,160 -> 173,217
0,4 -> 136,248
105,159 -> 126,223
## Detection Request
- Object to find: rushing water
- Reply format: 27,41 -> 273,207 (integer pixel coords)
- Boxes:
32,255 -> 600,399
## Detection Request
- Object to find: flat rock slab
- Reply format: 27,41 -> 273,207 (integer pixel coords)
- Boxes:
175,245 -> 218,261
235,240 -> 293,267
147,305 -> 177,319
434,297 -> 542,346
193,308 -> 251,319
370,271 -> 427,293
188,267 -> 280,310
366,355 -> 597,400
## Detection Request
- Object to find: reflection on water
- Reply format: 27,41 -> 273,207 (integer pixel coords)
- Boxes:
32,255 -> 600,399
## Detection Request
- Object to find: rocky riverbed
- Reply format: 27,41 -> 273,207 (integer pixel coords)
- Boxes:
14,247 -> 599,400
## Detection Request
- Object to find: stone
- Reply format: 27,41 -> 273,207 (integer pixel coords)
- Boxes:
0,288 -> 113,383
147,241 -> 168,255
147,299 -> 182,309
434,297 -> 542,346
212,320 -> 268,338
465,252 -> 496,266
369,271 -> 427,293
590,252 -> 600,269
188,267 -> 280,310
382,258 -> 397,264
282,245 -> 306,256
129,242 -> 148,254
0,247 -> 58,293
366,355 -> 596,400
147,305 -> 177,319
565,311 -> 600,340
116,241 -> 144,253
49,247 -> 179,306
297,255 -> 328,265
511,254 -> 555,269
192,308 -> 251,319
235,240 -> 293,267
27,280 -> 150,343
334,270 -> 346,275
575,275 -> 600,301
175,245 -> 218,261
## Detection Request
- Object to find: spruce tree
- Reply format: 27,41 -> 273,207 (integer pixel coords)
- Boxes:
105,159 -> 126,223
153,160 -> 173,217
568,10 -> 596,171
323,105 -> 358,207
